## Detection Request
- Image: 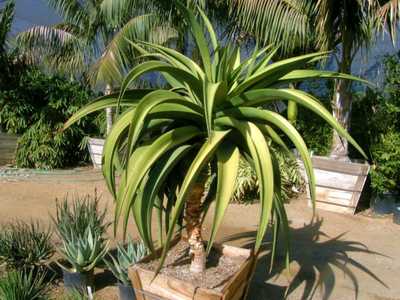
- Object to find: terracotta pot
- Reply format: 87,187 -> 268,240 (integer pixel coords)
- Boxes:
128,237 -> 254,300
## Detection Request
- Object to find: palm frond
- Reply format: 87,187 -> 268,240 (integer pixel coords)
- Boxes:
377,0 -> 400,42
17,25 -> 87,74
90,14 -> 177,86
230,0 -> 315,57
0,0 -> 14,54
47,0 -> 89,27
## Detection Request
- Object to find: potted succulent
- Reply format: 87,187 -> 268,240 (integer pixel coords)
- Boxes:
52,193 -> 110,293
104,239 -> 148,300
64,5 -> 366,299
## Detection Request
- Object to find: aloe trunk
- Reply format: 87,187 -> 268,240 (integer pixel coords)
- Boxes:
185,181 -> 206,273
330,36 -> 353,160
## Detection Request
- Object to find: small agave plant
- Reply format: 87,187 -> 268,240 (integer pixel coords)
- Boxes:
64,4 -> 367,277
57,227 -> 109,274
104,238 -> 148,285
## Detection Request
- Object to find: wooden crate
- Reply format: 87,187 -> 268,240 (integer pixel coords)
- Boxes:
87,138 -> 104,169
0,133 -> 18,165
302,156 -> 370,214
129,237 -> 254,300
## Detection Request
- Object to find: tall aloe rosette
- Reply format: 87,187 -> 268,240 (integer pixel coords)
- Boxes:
64,5 -> 367,274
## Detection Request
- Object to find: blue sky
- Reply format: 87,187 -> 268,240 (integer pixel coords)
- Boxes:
9,0 -> 59,35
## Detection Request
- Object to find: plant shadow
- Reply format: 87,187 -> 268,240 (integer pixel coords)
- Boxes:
221,218 -> 387,300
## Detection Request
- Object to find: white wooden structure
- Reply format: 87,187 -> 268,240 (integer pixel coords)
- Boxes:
303,156 -> 370,214
87,138 -> 104,169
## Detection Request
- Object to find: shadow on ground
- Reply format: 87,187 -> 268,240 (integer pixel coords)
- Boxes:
222,218 -> 387,300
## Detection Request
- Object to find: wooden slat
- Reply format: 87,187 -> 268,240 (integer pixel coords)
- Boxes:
129,238 -> 253,300
312,169 -> 364,192
221,258 -> 253,300
194,288 -> 222,300
311,156 -> 369,176
300,156 -> 370,214
129,268 -> 145,300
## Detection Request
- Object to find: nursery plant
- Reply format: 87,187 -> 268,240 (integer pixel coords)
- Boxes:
0,220 -> 53,271
52,193 -> 110,290
64,4 -> 367,280
104,238 -> 147,285
104,238 -> 147,299
52,192 -> 110,241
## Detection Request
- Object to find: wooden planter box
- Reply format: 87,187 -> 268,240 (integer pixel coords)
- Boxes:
0,133 -> 18,165
129,237 -> 254,300
87,138 -> 104,169
302,156 -> 370,214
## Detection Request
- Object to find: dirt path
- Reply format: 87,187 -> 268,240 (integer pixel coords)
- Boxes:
0,167 -> 399,300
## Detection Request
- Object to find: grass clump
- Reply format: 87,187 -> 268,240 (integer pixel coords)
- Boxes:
0,270 -> 51,300
0,220 -> 53,271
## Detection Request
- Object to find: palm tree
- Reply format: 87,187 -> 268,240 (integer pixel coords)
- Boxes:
64,5 -> 366,274
229,0 -> 400,160
17,0 -> 175,134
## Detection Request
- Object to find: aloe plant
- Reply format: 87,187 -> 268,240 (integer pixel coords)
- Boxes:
104,239 -> 148,285
57,227 -> 109,273
52,193 -> 110,273
64,5 -> 367,275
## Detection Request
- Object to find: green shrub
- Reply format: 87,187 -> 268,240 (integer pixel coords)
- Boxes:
0,221 -> 53,271
0,270 -> 51,300
15,119 -> 86,169
350,53 -> 400,194
370,131 -> 400,194
295,94 -> 333,156
0,67 -> 101,169
232,149 -> 304,203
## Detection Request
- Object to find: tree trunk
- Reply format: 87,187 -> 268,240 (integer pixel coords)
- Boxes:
330,37 -> 353,161
185,174 -> 207,274
105,84 -> 113,135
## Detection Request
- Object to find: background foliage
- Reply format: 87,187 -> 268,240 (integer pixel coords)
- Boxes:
351,53 -> 400,194
0,64 -> 101,169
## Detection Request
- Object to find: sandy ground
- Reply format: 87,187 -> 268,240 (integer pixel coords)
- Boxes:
0,167 -> 399,300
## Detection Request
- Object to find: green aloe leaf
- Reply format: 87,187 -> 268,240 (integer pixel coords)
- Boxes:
235,88 -> 367,158
132,145 -> 194,251
63,89 -> 153,130
207,143 -> 240,254
230,51 -> 330,96
218,107 -> 316,208
115,126 -> 203,237
215,117 -> 274,252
